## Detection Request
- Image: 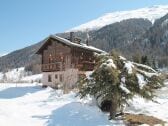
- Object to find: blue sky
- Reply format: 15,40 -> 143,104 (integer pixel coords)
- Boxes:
0,0 -> 168,54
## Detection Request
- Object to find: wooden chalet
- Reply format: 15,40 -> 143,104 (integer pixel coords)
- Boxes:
36,33 -> 104,89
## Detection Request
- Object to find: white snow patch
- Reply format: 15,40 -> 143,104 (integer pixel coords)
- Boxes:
85,71 -> 93,79
5,67 -> 25,82
0,53 -> 8,57
124,61 -> 134,74
120,84 -> 130,94
100,59 -> 116,69
119,56 -> 126,60
136,69 -> 158,77
0,67 -> 42,83
0,84 -> 124,126
133,62 -> 157,73
69,5 -> 168,31
106,59 -> 117,69
139,124 -> 150,126
50,35 -> 105,53
136,73 -> 147,89
21,74 -> 42,83
126,80 -> 168,123
120,77 -> 130,94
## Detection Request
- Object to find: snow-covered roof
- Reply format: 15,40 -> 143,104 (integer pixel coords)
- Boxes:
37,35 -> 105,54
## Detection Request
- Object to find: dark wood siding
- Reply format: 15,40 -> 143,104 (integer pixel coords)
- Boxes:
41,39 -> 96,72
71,47 -> 95,71
42,40 -> 71,72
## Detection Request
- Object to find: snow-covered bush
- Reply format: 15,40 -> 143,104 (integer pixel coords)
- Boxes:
0,67 -> 42,83
78,52 -> 163,119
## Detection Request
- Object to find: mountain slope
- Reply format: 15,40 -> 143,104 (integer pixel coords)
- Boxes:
89,18 -> 152,52
70,5 -> 168,31
0,5 -> 168,72
0,18 -> 151,72
0,41 -> 44,72
128,14 -> 168,67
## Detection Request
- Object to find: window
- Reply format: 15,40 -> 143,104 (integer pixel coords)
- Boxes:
59,74 -> 63,82
49,54 -> 54,63
55,74 -> 58,79
48,75 -> 52,82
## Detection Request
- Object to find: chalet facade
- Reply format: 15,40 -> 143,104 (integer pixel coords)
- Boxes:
36,33 -> 104,89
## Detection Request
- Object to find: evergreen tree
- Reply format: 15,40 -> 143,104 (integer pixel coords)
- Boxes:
78,52 -> 163,120
132,52 -> 141,63
141,55 -> 149,65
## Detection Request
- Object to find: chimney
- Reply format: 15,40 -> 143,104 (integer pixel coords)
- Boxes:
86,33 -> 89,46
70,32 -> 75,42
86,39 -> 89,46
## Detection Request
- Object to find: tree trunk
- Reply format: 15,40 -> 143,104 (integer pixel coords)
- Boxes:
109,97 -> 118,120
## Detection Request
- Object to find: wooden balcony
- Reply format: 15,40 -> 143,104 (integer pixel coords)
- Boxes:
42,61 -> 95,72
77,61 -> 95,71
42,62 -> 65,72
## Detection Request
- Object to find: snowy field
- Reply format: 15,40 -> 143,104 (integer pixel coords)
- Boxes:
0,67 -> 42,83
0,81 -> 168,126
126,80 -> 168,123
0,83 -> 124,126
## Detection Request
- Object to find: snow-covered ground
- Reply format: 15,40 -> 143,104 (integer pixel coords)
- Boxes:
0,80 -> 167,126
4,67 -> 25,82
0,83 -> 124,126
21,74 -> 42,83
0,67 -> 42,83
127,80 -> 168,123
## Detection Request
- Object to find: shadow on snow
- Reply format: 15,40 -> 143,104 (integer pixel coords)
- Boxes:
46,102 -> 113,126
0,86 -> 42,99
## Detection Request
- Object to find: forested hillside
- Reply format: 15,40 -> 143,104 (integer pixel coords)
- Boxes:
128,14 -> 168,67
0,14 -> 168,73
0,41 -> 44,73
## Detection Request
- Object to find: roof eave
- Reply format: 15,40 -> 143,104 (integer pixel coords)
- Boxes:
36,35 -> 105,54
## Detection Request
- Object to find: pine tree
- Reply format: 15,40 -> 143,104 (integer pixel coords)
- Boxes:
132,52 -> 141,63
78,52 -> 163,120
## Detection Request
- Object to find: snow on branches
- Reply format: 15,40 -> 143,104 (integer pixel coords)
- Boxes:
78,52 -> 164,119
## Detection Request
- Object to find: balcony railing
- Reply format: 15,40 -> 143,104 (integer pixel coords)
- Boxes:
42,62 -> 64,72
77,61 -> 95,71
42,61 -> 95,72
